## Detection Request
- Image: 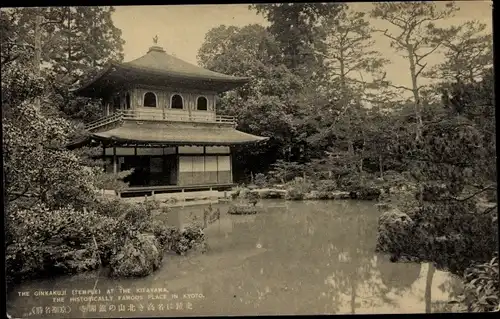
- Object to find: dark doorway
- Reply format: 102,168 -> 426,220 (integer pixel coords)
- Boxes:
123,156 -> 150,186
122,155 -> 177,187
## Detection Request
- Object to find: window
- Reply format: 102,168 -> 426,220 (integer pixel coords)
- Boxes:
196,96 -> 208,111
126,93 -> 131,109
143,92 -> 157,107
171,94 -> 184,109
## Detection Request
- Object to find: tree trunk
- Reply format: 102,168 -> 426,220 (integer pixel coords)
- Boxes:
33,11 -> 42,110
424,263 -> 436,313
350,279 -> 356,314
407,45 -> 423,141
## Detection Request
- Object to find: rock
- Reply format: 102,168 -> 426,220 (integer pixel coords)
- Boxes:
238,188 -> 251,199
304,190 -> 321,200
330,191 -> 350,200
60,248 -> 100,273
171,226 -> 206,255
228,203 -> 261,215
109,234 -> 162,278
376,209 -> 415,256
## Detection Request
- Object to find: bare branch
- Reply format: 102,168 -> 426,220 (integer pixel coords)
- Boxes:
415,44 -> 441,63
385,83 -> 414,92
415,62 -> 427,78
374,28 -> 403,44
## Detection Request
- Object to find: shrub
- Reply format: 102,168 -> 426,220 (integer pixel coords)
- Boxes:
253,173 -> 268,187
228,203 -> 260,215
315,179 -> 338,192
285,177 -> 314,200
5,204 -> 112,281
454,255 -> 499,312
376,202 -> 498,274
349,186 -> 382,200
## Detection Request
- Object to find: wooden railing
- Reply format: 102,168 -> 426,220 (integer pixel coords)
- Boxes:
85,109 -> 237,131
85,112 -> 124,131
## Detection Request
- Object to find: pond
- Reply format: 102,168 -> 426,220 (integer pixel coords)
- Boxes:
6,200 -> 464,317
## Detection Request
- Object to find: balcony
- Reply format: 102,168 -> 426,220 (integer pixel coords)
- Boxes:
84,109 -> 237,132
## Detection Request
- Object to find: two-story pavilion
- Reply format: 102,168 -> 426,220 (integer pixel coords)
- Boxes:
71,41 -> 267,196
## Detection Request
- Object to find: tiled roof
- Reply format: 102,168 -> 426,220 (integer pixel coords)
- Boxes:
71,45 -> 249,96
91,120 -> 269,146
124,46 -> 248,82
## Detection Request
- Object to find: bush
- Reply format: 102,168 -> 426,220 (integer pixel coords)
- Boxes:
285,177 -> 314,200
315,179 -> 338,193
376,202 -> 498,274
228,203 -> 260,215
349,186 -> 382,200
455,255 -> 499,312
5,204 -> 112,281
253,173 -> 268,188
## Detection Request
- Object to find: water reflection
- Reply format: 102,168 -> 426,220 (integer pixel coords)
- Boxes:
6,200 -> 463,317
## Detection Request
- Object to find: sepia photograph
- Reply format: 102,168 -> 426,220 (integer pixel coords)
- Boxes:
2,1 -> 497,317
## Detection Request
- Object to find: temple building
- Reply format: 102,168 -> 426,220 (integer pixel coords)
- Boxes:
71,39 -> 267,196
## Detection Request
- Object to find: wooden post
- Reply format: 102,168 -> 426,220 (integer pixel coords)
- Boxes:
113,146 -> 117,174
102,144 -> 106,171
229,151 -> 233,184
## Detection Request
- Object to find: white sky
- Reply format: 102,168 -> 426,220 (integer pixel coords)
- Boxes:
112,1 -> 492,91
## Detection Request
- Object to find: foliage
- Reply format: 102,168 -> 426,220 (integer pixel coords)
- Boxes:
2,66 -> 101,211
454,255 -> 499,312
1,7 -> 124,123
5,204 -> 115,281
285,177 -> 315,201
425,20 -> 493,85
268,160 -> 307,184
370,1 -> 460,140
228,203 -> 260,215
324,6 -> 390,105
250,2 -> 343,83
253,173 -> 268,188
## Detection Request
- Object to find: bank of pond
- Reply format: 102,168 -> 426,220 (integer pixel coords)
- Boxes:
5,184 -> 498,313
7,200 -> 468,315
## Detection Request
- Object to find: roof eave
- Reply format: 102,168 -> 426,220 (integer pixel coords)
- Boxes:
91,135 -> 267,146
116,63 -> 250,84
69,62 -> 118,96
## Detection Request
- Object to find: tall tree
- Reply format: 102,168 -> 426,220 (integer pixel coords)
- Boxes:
425,20 -> 493,85
198,24 -> 304,178
370,2 -> 459,140
316,6 -> 390,174
250,3 -> 343,84
0,6 -> 125,122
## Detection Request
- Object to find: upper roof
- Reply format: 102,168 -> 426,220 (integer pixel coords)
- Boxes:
71,45 -> 250,97
125,46 -> 247,81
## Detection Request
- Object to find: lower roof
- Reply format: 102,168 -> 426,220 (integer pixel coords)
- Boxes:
87,120 -> 268,146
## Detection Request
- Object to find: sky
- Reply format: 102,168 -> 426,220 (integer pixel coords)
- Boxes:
112,1 -> 492,91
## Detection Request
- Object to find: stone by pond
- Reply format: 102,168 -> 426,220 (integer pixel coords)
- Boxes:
235,187 -> 379,201
6,200 -> 463,316
227,203 -> 262,215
